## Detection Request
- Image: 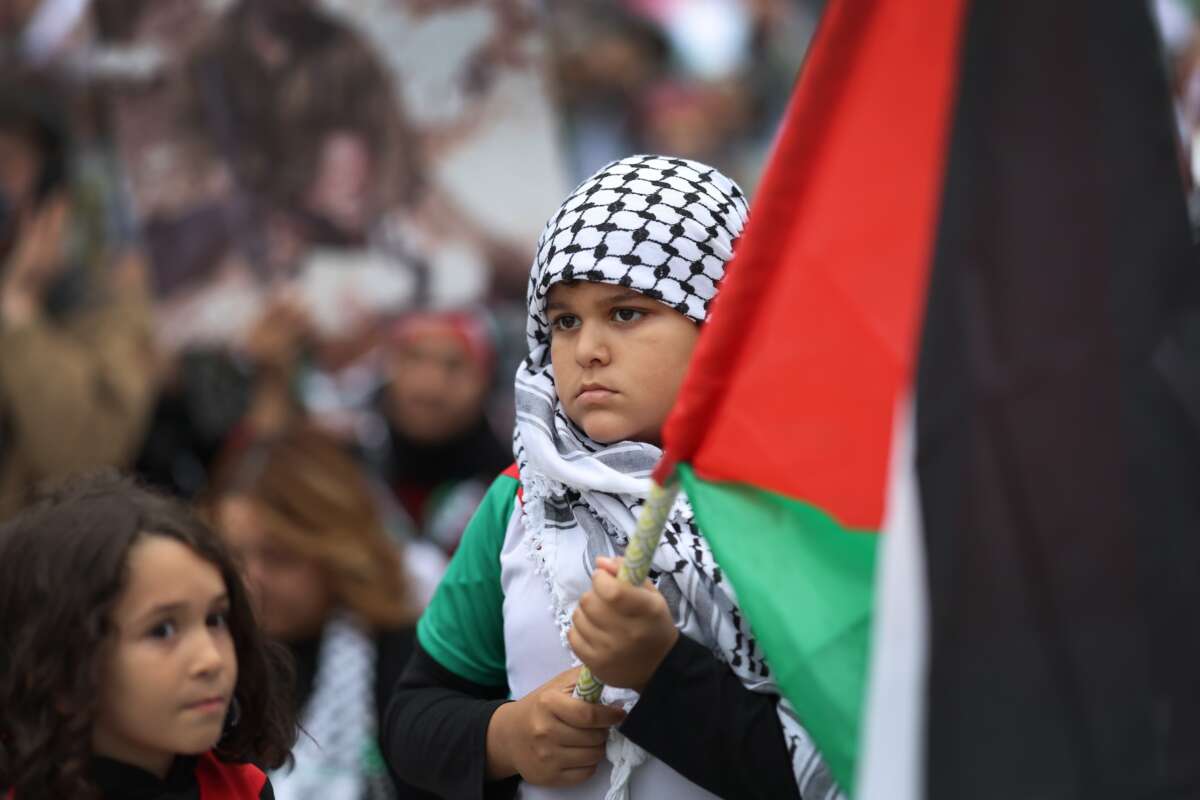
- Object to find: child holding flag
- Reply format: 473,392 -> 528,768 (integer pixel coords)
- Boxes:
383,156 -> 839,800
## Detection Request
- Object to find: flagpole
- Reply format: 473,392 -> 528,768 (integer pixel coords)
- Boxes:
574,473 -> 681,704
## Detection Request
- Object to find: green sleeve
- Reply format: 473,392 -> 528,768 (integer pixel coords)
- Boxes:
416,472 -> 518,687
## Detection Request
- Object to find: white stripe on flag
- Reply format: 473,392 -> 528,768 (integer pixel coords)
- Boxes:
856,397 -> 928,800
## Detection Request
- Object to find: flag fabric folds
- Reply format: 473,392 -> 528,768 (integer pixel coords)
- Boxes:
659,1 -> 1200,797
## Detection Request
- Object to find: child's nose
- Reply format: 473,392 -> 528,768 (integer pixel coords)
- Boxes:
575,322 -> 611,366
190,629 -> 228,678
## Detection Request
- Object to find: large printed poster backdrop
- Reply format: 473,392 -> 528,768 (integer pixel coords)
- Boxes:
101,0 -> 567,352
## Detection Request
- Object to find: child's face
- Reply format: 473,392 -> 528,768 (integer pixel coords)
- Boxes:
547,281 -> 700,444
93,537 -> 237,778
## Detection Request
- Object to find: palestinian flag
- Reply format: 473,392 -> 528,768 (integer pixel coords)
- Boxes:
657,1 -> 1200,797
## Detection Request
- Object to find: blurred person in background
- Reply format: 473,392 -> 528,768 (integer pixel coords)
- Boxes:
366,309 -> 511,556
119,0 -> 420,497
550,4 -> 671,182
0,72 -> 155,519
634,80 -> 743,168
203,301 -> 511,560
549,0 -> 817,191
210,425 -> 444,800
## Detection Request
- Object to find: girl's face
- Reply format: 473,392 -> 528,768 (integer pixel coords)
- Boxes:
548,281 -> 700,445
216,496 -> 333,642
93,537 -> 236,778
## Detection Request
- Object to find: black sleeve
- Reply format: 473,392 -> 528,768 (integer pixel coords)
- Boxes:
259,774 -> 275,799
374,625 -> 419,726
382,640 -> 520,800
374,627 -> 443,800
620,634 -> 802,800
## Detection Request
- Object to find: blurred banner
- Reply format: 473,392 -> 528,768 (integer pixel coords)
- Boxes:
89,0 -> 567,352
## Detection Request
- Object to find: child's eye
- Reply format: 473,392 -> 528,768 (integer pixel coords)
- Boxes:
551,314 -> 580,332
207,611 -> 229,629
612,308 -> 645,323
148,620 -> 177,640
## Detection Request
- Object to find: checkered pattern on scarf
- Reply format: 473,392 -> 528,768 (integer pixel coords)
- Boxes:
270,612 -> 395,800
525,154 -> 749,363
513,155 -> 842,800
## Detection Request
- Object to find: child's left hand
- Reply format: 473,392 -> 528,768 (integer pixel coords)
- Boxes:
568,556 -> 679,693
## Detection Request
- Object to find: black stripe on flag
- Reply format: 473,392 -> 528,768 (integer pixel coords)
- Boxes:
915,2 -> 1200,798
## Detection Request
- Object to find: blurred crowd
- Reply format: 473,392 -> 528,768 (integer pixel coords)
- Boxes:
548,0 -> 819,190
0,0 -> 823,519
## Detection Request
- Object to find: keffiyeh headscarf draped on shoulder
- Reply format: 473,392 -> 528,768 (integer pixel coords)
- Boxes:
513,155 -> 841,800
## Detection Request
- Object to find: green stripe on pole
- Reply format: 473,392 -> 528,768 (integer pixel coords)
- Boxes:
678,464 -> 879,793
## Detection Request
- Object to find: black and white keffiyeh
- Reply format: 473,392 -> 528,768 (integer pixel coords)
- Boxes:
270,612 -> 395,800
514,155 -> 841,800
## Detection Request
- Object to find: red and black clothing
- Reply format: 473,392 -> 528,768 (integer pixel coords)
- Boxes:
93,753 -> 273,799
5,753 -> 273,800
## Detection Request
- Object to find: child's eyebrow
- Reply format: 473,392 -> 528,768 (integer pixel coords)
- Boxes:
136,592 -> 229,621
136,601 -> 188,622
547,289 -> 649,313
603,289 -> 648,305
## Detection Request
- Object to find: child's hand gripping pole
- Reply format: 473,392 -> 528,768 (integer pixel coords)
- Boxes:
573,476 -> 681,703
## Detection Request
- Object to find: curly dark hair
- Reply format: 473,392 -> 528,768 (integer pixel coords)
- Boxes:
0,473 -> 297,799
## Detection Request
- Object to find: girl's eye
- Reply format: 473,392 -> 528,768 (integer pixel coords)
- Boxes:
613,308 -> 645,323
551,314 -> 580,332
207,611 -> 229,629
148,620 -> 177,640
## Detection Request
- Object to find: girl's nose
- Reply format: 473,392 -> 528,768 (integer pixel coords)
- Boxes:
190,629 -> 228,679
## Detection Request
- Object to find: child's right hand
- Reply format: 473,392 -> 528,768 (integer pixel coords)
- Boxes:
485,666 -> 626,787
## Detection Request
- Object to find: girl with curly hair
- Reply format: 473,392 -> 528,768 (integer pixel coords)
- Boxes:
0,474 -> 297,799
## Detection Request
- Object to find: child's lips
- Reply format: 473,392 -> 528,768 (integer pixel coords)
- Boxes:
577,386 -> 617,405
183,696 -> 228,715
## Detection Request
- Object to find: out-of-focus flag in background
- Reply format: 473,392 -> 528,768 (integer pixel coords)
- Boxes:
658,0 -> 1200,797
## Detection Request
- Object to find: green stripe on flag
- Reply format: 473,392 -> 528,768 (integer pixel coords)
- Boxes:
678,464 -> 879,793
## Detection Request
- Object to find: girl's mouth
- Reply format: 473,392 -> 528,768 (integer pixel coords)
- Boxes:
183,696 -> 227,715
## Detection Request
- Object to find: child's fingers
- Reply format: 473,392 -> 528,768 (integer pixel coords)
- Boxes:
592,569 -> 662,616
576,589 -> 623,630
556,744 -> 608,769
592,566 -> 625,603
594,555 -> 621,576
554,764 -> 602,787
569,605 -> 614,662
575,593 -> 641,650
550,666 -> 583,692
548,721 -> 609,749
567,617 -> 599,669
553,694 -> 627,729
